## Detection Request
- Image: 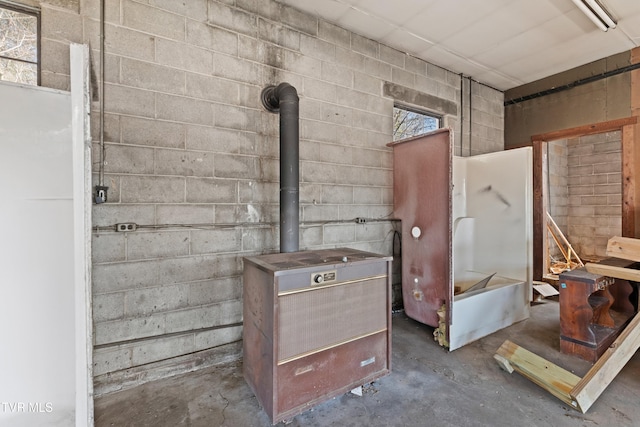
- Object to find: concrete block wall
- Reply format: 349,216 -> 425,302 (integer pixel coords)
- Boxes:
463,79 -> 505,156
566,131 -> 622,260
547,140 -> 569,265
33,0 -> 505,390
470,82 -> 504,155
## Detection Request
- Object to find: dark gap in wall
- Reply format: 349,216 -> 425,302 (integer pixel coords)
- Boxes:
94,322 -> 244,350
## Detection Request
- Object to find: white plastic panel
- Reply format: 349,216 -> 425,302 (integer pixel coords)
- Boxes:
0,82 -> 75,426
449,147 -> 533,350
450,281 -> 529,350
452,156 -> 471,279
464,147 -> 533,284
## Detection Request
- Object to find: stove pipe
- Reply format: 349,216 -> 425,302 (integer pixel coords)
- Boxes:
261,83 -> 299,253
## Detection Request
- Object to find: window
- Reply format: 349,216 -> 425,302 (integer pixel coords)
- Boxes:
393,106 -> 440,141
0,2 -> 39,85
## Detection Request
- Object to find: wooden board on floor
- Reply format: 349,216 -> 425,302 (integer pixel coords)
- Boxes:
495,310 -> 640,413
571,311 -> 640,412
494,340 -> 580,409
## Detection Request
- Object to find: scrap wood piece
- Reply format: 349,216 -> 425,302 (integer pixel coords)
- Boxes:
606,236 -> 640,263
494,311 -> 640,413
494,340 -> 580,409
550,260 -> 581,275
433,304 -> 449,348
546,212 -> 584,273
584,262 -> 640,282
571,311 -> 640,412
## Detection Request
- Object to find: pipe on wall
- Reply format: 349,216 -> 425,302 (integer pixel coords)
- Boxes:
261,83 -> 300,253
505,62 -> 640,106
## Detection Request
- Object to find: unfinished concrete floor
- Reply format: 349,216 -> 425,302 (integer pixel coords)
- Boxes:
95,300 -> 640,426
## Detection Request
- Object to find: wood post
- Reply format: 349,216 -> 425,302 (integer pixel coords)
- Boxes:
532,117 -> 638,280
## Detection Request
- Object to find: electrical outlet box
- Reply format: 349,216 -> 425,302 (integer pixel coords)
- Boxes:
355,217 -> 367,224
95,186 -> 108,204
115,223 -> 137,232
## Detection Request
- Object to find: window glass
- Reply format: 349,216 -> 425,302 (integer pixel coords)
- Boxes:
0,5 -> 38,85
393,106 -> 440,141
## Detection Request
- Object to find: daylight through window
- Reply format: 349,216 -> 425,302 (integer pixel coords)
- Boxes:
0,3 -> 39,85
393,106 -> 440,141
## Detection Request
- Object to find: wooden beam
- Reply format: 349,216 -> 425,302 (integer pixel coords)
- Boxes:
494,340 -> 581,409
532,117 -> 640,279
532,141 -> 544,281
631,48 -> 640,238
531,117 -> 637,142
606,236 -> 640,262
496,311 -> 640,413
584,262 -> 640,282
622,125 -> 635,238
572,311 -> 640,412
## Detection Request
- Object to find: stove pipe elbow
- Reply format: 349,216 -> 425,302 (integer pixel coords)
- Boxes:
261,83 -> 299,253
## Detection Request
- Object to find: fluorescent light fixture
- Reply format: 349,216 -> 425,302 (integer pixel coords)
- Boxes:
584,0 -> 616,28
571,0 -> 617,31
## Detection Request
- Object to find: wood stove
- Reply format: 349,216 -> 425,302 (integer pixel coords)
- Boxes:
242,247 -> 392,424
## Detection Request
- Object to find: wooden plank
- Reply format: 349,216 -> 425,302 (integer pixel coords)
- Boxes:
633,121 -> 640,239
621,125 -> 635,238
584,262 -> 640,282
606,236 -> 640,262
495,340 -> 581,409
631,50 -> 640,238
494,354 -> 514,373
531,117 -> 637,142
548,223 -> 569,262
497,311 -> 640,414
572,311 -> 640,413
547,212 -> 583,266
533,140 -> 544,281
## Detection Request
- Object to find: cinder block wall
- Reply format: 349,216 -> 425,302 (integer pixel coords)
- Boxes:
468,81 -> 505,156
566,132 -> 622,260
35,0 -> 505,391
547,140 -> 569,266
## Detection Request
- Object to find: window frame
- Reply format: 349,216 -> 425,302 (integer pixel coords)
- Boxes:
0,1 -> 41,86
393,103 -> 442,141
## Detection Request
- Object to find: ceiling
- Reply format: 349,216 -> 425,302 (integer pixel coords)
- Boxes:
276,0 -> 640,91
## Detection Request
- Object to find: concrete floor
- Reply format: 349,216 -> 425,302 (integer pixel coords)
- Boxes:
95,300 -> 640,426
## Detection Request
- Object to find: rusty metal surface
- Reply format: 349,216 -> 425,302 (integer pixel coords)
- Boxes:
245,247 -> 391,271
388,130 -> 452,329
242,248 -> 391,424
277,277 -> 388,362
242,264 -> 275,418
276,332 -> 389,420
